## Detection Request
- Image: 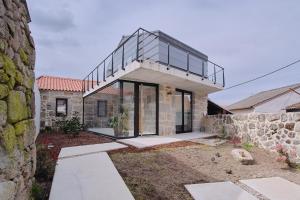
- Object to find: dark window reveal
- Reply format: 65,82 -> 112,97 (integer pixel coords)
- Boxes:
56,98 -> 68,116
97,100 -> 107,117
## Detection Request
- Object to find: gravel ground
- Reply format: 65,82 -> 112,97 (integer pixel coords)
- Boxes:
110,142 -> 300,200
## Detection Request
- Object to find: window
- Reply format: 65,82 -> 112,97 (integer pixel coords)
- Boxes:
97,100 -> 107,117
56,98 -> 68,116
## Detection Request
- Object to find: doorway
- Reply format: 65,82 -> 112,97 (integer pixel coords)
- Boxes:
175,89 -> 192,133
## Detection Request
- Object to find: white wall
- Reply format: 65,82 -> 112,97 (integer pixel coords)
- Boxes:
34,81 -> 41,139
255,87 -> 300,113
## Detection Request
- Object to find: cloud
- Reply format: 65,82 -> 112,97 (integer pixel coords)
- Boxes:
26,0 -> 300,106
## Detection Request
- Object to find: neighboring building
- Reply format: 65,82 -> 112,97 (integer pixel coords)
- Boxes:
82,28 -> 225,138
227,83 -> 300,114
37,76 -> 83,130
286,102 -> 300,112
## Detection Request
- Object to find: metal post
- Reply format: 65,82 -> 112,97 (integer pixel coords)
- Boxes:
223,68 -> 225,87
83,79 -> 85,93
111,54 -> 114,77
167,43 -> 170,70
91,71 -> 94,89
213,64 -> 216,84
103,60 -> 106,82
136,29 -> 140,61
87,75 -> 89,91
97,67 -> 99,85
122,44 -> 125,70
186,53 -> 189,76
201,61 -> 205,80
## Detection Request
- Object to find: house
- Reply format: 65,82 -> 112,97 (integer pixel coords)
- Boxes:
37,76 -> 83,130
227,83 -> 300,114
82,28 -> 225,138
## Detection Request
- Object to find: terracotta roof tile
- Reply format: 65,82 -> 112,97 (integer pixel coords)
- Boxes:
37,76 -> 83,92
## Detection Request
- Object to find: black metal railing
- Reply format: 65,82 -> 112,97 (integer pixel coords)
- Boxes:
82,28 -> 225,93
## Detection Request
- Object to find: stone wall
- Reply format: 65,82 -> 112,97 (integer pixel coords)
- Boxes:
159,85 -> 208,135
0,0 -> 36,199
39,90 -> 83,130
204,113 -> 300,159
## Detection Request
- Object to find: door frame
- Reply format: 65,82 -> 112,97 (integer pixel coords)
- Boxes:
175,88 -> 193,134
120,80 -> 159,137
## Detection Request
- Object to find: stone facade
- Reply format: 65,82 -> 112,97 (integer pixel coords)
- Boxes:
159,85 -> 208,135
0,0 -> 36,199
204,113 -> 300,159
39,90 -> 83,130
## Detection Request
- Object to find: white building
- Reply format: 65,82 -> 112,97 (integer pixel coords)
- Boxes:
227,83 -> 300,113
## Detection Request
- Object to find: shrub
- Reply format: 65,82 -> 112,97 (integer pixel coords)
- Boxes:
30,181 -> 45,200
274,144 -> 297,168
242,142 -> 254,152
35,145 -> 55,182
56,112 -> 82,137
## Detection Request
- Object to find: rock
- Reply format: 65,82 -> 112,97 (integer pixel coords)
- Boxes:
231,149 -> 254,165
211,157 -> 216,162
267,114 -> 280,122
258,114 -> 265,122
0,69 -> 9,83
288,132 -> 295,138
294,122 -> 300,132
270,123 -> 278,130
249,123 -> 255,129
225,169 -> 232,174
285,123 -> 295,131
7,90 -> 28,123
0,84 -> 9,99
281,114 -> 288,122
0,100 -> 7,126
1,124 -> 16,154
215,152 -> 221,157
14,119 -> 34,136
0,181 -> 16,200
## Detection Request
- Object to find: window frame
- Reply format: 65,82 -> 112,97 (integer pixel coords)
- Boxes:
56,98 -> 68,117
97,100 -> 108,117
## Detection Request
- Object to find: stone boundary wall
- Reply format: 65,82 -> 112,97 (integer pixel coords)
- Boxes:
0,0 -> 36,199
203,113 -> 300,159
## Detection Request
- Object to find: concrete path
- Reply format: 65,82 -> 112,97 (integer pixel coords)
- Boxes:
58,142 -> 127,159
240,177 -> 300,200
185,181 -> 258,200
118,132 -> 216,148
49,152 -> 134,200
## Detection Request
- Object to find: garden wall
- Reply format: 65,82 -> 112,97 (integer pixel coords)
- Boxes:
0,0 -> 36,199
204,113 -> 300,159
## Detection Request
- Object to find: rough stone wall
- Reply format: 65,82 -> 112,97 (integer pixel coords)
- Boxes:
159,85 -> 176,135
159,85 -> 208,135
204,113 -> 300,159
39,90 -> 83,130
0,0 -> 36,199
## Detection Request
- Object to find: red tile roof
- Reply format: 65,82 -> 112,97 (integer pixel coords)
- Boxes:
37,76 -> 83,92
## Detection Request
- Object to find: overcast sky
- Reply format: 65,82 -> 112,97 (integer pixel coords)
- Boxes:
27,0 -> 300,106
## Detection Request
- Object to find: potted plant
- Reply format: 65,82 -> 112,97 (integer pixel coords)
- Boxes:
108,116 -> 120,137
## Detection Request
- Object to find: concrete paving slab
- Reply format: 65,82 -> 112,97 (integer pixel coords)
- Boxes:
50,152 -> 134,200
185,181 -> 258,200
118,132 -> 216,148
191,138 -> 227,146
58,142 -> 127,159
240,177 -> 300,200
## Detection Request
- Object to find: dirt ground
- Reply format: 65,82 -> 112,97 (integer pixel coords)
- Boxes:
109,142 -> 300,200
36,131 -> 113,159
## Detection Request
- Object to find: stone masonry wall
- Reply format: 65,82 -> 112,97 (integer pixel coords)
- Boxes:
39,90 -> 83,130
159,85 -> 208,135
0,0 -> 36,199
204,113 -> 300,159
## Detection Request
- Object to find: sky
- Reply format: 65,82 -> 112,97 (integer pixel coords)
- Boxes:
27,0 -> 300,106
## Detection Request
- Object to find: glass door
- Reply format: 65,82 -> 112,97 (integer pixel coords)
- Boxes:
175,89 -> 192,133
138,84 -> 157,136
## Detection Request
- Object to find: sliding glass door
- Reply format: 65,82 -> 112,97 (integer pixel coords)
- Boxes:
139,84 -> 157,135
175,89 -> 192,133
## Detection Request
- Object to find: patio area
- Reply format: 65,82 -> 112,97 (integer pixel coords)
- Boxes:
117,132 -> 216,148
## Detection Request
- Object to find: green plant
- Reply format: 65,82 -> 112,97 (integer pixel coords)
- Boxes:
30,181 -> 44,200
219,125 -> 227,139
56,112 -> 82,137
242,142 -> 254,152
108,108 -> 129,137
35,145 -> 55,182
